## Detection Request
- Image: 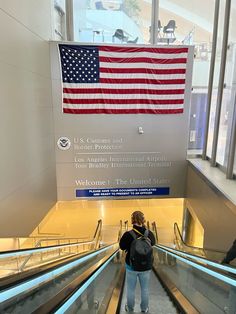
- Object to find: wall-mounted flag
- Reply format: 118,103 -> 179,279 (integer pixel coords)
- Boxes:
58,44 -> 188,114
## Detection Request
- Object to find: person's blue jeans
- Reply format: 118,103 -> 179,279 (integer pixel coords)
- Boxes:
126,267 -> 151,312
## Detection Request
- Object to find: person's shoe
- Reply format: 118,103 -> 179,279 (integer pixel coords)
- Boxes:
125,304 -> 134,312
141,307 -> 149,313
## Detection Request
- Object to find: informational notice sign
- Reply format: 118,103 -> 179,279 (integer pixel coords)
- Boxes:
55,133 -> 188,199
76,187 -> 170,198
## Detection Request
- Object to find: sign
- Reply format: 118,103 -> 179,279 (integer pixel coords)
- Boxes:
76,187 -> 170,198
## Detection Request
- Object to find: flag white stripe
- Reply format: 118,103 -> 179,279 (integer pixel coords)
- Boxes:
100,62 -> 187,69
99,51 -> 188,59
63,93 -> 184,100
100,73 -> 185,80
63,103 -> 184,110
63,83 -> 185,90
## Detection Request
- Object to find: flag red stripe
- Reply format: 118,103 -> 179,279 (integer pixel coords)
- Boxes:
63,98 -> 184,105
99,78 -> 185,85
100,46 -> 188,54
99,56 -> 187,64
63,108 -> 184,114
63,88 -> 185,95
100,67 -> 186,74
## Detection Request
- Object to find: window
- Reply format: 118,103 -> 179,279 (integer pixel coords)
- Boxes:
216,1 -> 236,167
158,1 -> 214,154
206,0 -> 226,158
73,0 -> 151,44
54,0 -> 66,40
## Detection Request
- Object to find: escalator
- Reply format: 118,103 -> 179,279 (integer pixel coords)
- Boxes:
1,222 -> 236,313
0,219 -> 122,313
0,244 -> 236,314
0,244 -> 118,313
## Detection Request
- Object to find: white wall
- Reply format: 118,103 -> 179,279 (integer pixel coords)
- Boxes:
0,1 -> 57,236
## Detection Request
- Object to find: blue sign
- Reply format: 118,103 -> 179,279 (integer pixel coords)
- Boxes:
76,187 -> 169,198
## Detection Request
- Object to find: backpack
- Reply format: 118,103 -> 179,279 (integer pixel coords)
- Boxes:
129,229 -> 153,271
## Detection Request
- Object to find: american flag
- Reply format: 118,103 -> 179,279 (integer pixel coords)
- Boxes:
59,44 -> 188,114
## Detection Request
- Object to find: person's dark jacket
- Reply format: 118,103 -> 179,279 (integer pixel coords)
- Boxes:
119,225 -> 156,266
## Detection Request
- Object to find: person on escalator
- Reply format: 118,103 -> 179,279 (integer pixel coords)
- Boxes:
119,211 -> 156,313
221,239 -> 236,265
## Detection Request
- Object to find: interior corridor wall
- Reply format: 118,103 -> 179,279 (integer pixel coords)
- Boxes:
0,1 -> 57,237
185,164 -> 236,251
51,43 -> 193,201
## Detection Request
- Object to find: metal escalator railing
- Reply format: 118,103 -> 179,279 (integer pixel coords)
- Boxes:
118,220 -> 123,242
93,219 -> 103,249
151,221 -> 159,243
0,220 -> 102,252
0,220 -> 103,276
124,220 -> 128,231
174,222 -> 228,262
21,219 -> 102,272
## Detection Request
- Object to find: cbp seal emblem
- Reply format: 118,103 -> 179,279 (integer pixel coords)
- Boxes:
57,137 -> 71,150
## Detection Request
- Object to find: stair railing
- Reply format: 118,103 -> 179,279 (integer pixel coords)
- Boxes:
19,220 -> 102,272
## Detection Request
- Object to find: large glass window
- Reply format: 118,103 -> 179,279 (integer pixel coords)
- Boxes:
158,1 -> 215,154
73,0 -> 151,44
234,143 -> 236,175
54,0 -> 66,40
206,0 -> 226,158
230,3 -> 236,175
52,0 -> 236,179
216,2 -> 236,167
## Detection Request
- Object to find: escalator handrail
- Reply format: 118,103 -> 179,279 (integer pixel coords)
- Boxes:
32,248 -> 119,314
0,239 -> 95,259
0,243 -> 117,291
174,222 -> 227,254
156,244 -> 236,276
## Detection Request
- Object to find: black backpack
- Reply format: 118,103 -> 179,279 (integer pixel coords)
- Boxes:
129,229 -> 153,271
